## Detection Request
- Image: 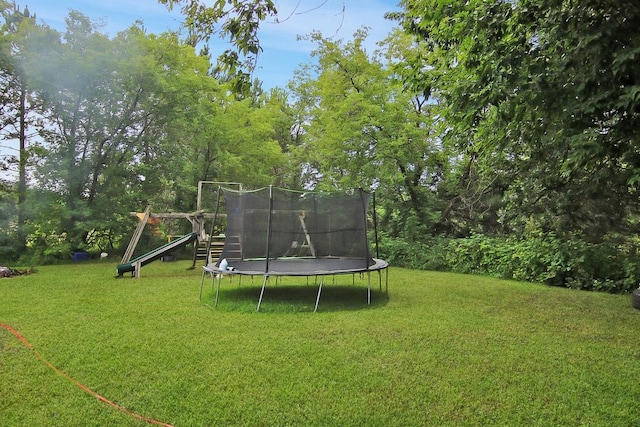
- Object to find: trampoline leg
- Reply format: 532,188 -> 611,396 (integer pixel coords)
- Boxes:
199,269 -> 206,301
314,278 -> 324,313
385,268 -> 389,293
257,276 -> 269,312
367,272 -> 371,305
215,274 -> 222,307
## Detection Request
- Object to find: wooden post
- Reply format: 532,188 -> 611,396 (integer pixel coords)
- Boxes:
121,206 -> 151,264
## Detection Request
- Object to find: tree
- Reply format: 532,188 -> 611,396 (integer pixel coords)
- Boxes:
394,0 -> 640,240
16,12 -> 222,255
0,2 -> 38,249
158,0 -> 277,93
290,29 -> 449,238
14,10 -> 291,257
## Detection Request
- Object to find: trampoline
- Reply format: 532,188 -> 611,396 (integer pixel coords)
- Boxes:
200,186 -> 389,311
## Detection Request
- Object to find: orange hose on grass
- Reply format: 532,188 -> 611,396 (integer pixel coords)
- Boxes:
1,323 -> 174,427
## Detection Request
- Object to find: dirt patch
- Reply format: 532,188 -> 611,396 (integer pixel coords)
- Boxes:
0,266 -> 34,278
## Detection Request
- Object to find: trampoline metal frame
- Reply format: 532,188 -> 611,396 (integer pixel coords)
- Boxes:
199,258 -> 388,312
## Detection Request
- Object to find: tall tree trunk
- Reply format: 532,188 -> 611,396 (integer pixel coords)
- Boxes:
17,80 -> 27,248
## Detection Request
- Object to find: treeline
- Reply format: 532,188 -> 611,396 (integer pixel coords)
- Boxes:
1,1 -> 639,293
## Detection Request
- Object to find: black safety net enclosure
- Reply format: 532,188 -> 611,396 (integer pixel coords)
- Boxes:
201,186 -> 388,311
219,186 -> 380,273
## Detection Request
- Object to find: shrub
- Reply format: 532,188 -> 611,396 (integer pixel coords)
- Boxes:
377,233 -> 450,271
382,232 -> 640,293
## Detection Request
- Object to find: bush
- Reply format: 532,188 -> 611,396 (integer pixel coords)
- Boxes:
377,233 -> 450,271
381,233 -> 640,293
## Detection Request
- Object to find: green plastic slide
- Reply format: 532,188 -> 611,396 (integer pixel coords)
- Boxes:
116,232 -> 198,276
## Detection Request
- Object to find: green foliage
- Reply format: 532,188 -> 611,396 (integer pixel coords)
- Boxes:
396,0 -> 640,239
291,29 -> 448,239
0,10 -> 296,262
0,182 -> 20,261
443,234 -> 640,293
379,222 -> 640,293
158,0 -> 277,93
378,232 -> 450,271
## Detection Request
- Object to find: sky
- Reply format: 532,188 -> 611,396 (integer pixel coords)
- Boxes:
18,0 -> 402,90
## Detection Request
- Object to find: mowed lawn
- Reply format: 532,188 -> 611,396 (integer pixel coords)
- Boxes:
1,260 -> 640,426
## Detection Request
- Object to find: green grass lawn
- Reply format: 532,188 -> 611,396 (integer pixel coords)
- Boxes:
1,260 -> 640,426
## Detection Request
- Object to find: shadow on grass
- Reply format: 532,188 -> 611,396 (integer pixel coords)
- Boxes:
206,280 -> 389,313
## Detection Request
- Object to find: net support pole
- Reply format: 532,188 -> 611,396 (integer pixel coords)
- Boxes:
264,185 -> 274,274
373,191 -> 380,259
205,186 -> 222,265
359,188 -> 371,267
